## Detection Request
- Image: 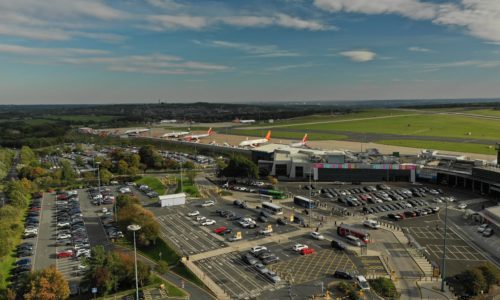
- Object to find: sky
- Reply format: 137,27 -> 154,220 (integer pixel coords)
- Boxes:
0,0 -> 500,104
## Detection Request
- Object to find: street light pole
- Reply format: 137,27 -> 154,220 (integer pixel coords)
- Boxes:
128,224 -> 142,300
441,200 -> 448,292
309,169 -> 312,227
96,161 -> 101,193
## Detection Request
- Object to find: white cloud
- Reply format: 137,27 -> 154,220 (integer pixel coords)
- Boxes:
314,0 -> 500,43
146,0 -> 185,10
0,43 -> 109,56
218,16 -> 274,28
147,13 -> 332,31
408,46 -> 432,52
147,15 -> 209,30
267,63 -> 316,71
202,40 -> 301,57
339,50 -> 376,62
274,13 -> 334,31
313,0 -> 437,20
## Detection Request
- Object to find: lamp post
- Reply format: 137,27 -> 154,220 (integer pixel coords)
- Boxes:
96,161 -> 101,193
128,224 -> 142,300
441,200 -> 448,292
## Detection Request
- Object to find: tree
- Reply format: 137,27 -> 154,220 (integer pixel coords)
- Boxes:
23,265 -> 70,300
129,154 -> 141,169
478,263 -> 500,290
222,156 -> 258,179
182,161 -> 195,170
61,160 -> 76,183
139,145 -> 157,168
461,268 -> 487,295
268,176 -> 278,186
100,168 -> 113,185
20,146 -> 37,166
117,160 -> 129,175
75,156 -> 85,167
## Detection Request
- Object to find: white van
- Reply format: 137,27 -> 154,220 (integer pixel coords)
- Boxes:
363,219 -> 380,229
357,275 -> 370,290
345,235 -> 362,246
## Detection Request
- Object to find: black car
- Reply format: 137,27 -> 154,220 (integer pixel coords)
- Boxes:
18,242 -> 33,251
262,256 -> 279,265
331,240 -> 347,251
333,270 -> 353,280
17,249 -> 33,257
242,253 -> 259,265
258,216 -> 268,223
387,213 -> 401,221
277,218 -> 288,225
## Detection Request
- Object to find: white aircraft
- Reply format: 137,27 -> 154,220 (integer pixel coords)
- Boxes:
290,134 -> 308,148
184,128 -> 213,141
234,118 -> 256,124
239,131 -> 271,147
159,119 -> 177,124
124,128 -> 150,135
162,131 -> 190,138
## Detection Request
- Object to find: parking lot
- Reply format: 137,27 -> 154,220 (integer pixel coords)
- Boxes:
152,198 -> 298,255
398,213 -> 489,276
195,251 -> 280,299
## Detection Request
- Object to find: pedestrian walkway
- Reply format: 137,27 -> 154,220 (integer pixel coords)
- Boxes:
189,226 -> 312,261
417,278 -> 455,299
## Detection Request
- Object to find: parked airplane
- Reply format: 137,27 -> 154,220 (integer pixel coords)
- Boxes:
124,128 -> 150,135
184,128 -> 213,141
162,131 -> 190,138
233,118 -> 256,124
290,134 -> 308,148
239,130 -> 271,147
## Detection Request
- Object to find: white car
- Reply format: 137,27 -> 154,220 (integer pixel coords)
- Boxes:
292,244 -> 309,252
188,211 -> 200,217
76,248 -> 91,258
250,246 -> 267,254
196,216 -> 206,222
201,219 -> 216,226
57,233 -> 72,240
363,220 -> 380,229
201,200 -> 215,207
310,231 -> 325,240
457,203 -> 467,209
477,223 -> 489,233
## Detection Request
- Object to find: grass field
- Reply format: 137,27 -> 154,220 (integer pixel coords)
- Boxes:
135,176 -> 166,195
462,109 -> 500,117
228,129 -> 347,140
283,114 -> 500,141
377,140 -> 497,155
240,109 -> 419,128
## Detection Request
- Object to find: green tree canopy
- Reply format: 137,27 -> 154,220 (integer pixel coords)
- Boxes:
221,155 -> 258,179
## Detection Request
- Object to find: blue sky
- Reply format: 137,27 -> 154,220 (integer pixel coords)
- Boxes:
0,0 -> 499,104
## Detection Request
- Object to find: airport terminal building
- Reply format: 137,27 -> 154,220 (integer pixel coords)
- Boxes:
253,144 -> 416,183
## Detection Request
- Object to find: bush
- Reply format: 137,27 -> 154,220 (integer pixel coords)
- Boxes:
369,277 -> 400,299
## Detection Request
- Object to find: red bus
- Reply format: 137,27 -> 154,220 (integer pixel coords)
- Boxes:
337,224 -> 370,244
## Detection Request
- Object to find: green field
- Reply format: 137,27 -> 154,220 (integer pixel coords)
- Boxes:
377,140 -> 497,155
462,109 -> 500,117
240,109 -> 419,128
228,129 -> 346,140
283,114 -> 500,141
135,176 -> 165,195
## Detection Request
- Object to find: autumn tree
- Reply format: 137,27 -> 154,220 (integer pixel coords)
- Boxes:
23,265 -> 70,300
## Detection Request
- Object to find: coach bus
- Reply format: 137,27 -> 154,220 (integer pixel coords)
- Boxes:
337,224 -> 370,244
293,195 -> 316,209
259,189 -> 286,199
262,202 -> 283,215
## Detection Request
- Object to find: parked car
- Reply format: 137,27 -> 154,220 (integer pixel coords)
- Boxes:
201,219 -> 216,226
331,240 -> 347,251
201,200 -> 215,207
292,244 -> 308,252
363,220 -> 380,229
300,248 -> 315,255
333,270 -> 353,280
483,227 -> 494,237
250,246 -> 268,255
242,253 -> 259,265
477,224 -> 489,233
214,226 -> 227,234
310,231 -> 324,240
56,249 -> 74,259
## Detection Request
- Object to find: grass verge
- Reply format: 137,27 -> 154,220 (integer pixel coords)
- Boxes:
98,274 -> 187,299
0,255 -> 16,290
171,263 -> 205,287
135,176 -> 166,195
377,139 -> 497,155
228,129 -> 346,140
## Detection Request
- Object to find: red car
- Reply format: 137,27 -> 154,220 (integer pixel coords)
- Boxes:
56,194 -> 68,200
56,249 -> 74,259
29,207 -> 41,212
214,226 -> 227,234
300,248 -> 315,255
